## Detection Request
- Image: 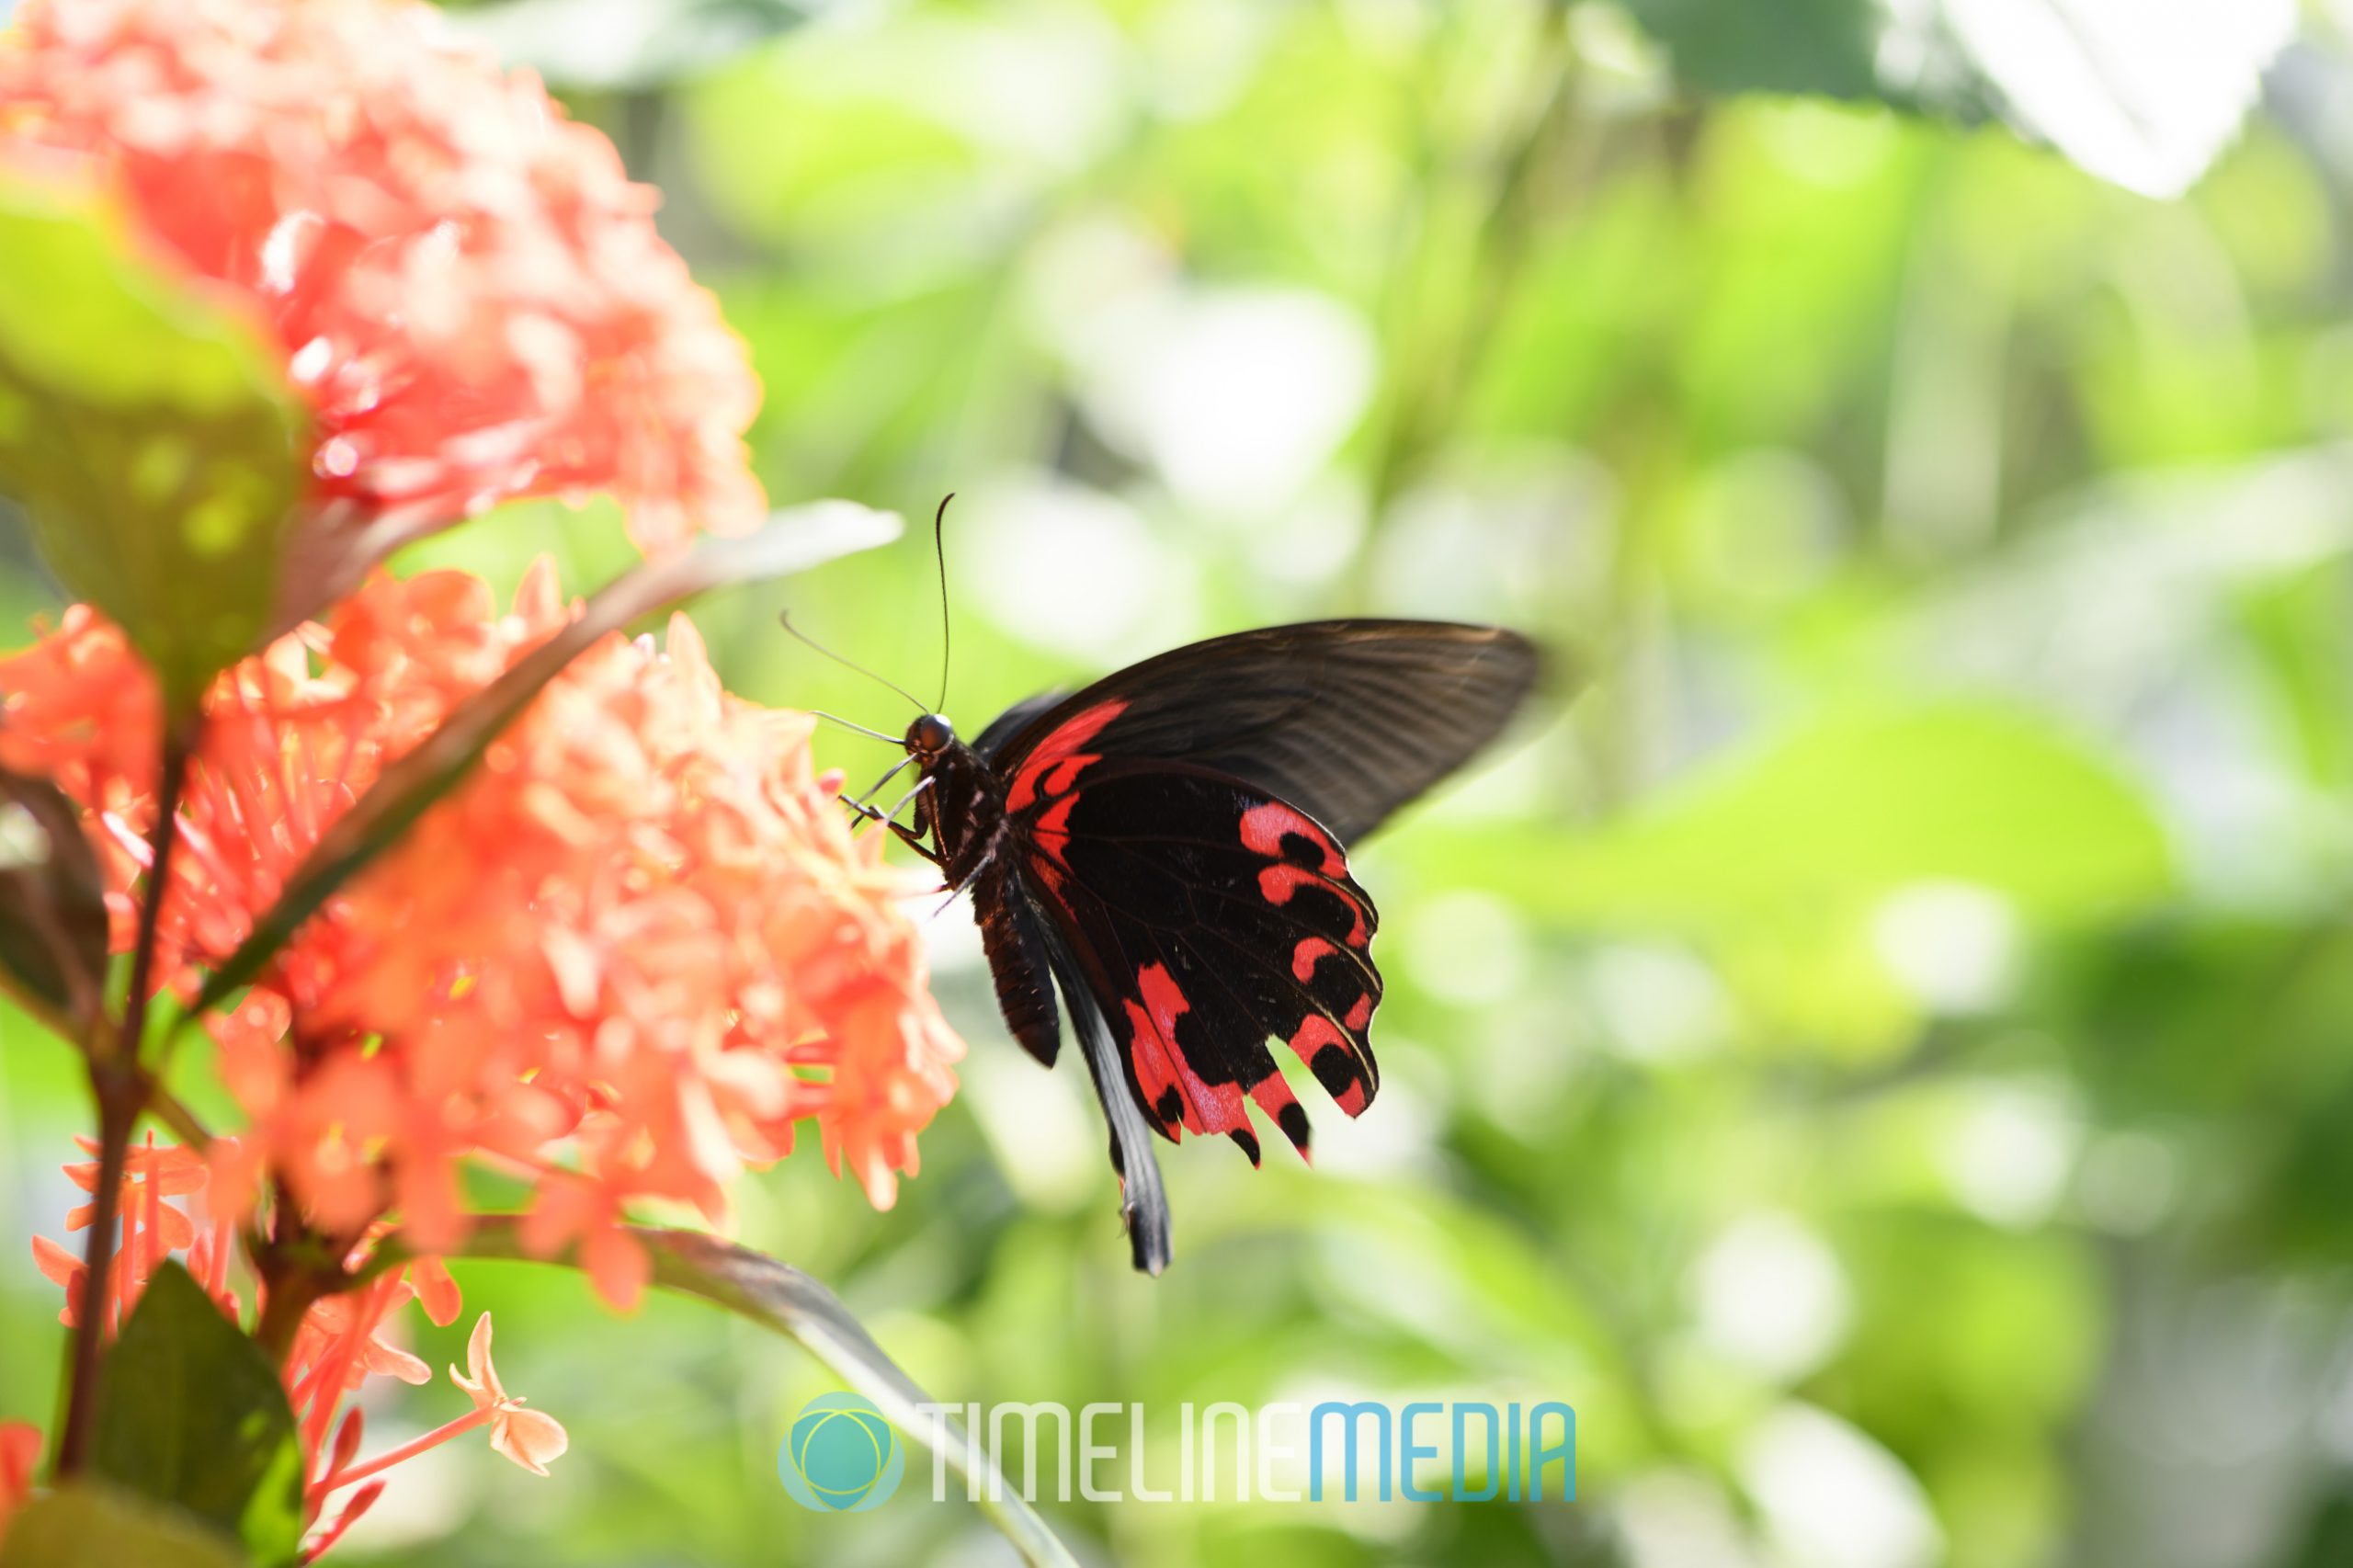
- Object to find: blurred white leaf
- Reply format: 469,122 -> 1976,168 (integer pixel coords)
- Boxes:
450,0 -> 814,91
1690,1212 -> 1854,1381
1075,284 -> 1377,513
1628,0 -> 2296,197
1741,1404 -> 1942,1568
961,472 -> 1199,662
1933,0 -> 2296,198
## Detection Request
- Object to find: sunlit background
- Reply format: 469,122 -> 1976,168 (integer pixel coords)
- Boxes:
7,0 -> 2353,1564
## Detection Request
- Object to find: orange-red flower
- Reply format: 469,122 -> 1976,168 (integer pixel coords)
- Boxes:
0,0 -> 764,557
0,567 -> 963,1307
30,1140 -> 457,1554
301,1312 -> 565,1542
448,1315 -> 567,1476
0,1421 -> 40,1541
34,1136 -> 224,1332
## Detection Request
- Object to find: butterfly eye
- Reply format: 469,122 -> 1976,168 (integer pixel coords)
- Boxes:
907,714 -> 955,754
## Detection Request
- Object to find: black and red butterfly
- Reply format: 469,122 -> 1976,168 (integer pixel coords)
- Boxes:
820,542 -> 1539,1273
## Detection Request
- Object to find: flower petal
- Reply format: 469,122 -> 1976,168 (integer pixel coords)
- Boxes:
489,1407 -> 568,1477
411,1257 -> 462,1327
359,1337 -> 431,1387
449,1312 -> 498,1409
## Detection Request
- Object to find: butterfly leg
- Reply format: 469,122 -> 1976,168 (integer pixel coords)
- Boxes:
880,814 -> 946,867
835,755 -> 915,832
838,767 -> 931,832
835,791 -> 947,868
848,753 -> 915,809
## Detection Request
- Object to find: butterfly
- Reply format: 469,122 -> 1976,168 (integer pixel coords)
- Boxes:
839,616 -> 1540,1274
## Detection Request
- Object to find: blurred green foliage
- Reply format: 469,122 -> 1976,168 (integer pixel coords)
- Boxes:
6,2 -> 2352,1566
0,176 -> 304,715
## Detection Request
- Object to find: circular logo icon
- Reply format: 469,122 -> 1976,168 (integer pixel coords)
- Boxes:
779,1392 -> 904,1512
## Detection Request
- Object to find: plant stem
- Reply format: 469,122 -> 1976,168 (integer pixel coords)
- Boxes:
55,720 -> 197,1476
308,1408 -> 492,1499
146,1085 -> 213,1150
117,721 -> 196,1072
251,1214 -> 351,1369
255,1260 -> 329,1366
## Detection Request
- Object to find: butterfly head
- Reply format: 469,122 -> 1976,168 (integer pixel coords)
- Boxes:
905,712 -> 957,757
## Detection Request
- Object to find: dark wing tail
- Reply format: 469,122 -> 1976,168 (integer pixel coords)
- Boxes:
1036,915 -> 1173,1275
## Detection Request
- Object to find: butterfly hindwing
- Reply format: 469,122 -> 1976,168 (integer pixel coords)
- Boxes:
1007,756 -> 1382,1160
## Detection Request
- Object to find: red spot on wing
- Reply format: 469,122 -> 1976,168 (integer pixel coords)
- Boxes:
1006,699 -> 1128,813
1291,937 -> 1335,982
1026,853 -> 1068,901
1258,863 -> 1319,903
1258,864 -> 1370,947
1240,800 -> 1343,875
1037,793 -> 1079,836
1122,961 -> 1245,1141
1031,793 -> 1080,869
1289,1013 -> 1373,1119
1247,1073 -> 1313,1165
1291,1013 -> 1345,1061
1344,994 -> 1373,1032
1244,800 -> 1368,945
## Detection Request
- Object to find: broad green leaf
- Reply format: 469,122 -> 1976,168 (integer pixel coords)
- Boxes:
188,500 -> 901,1017
0,176 -> 306,715
0,766 -> 108,1034
1623,0 -> 1896,105
92,1262 -> 303,1563
1449,704 -> 2170,929
0,1484 -> 246,1568
442,1218 -> 1080,1568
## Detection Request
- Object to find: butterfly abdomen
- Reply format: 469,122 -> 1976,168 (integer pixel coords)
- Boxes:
973,866 -> 1061,1068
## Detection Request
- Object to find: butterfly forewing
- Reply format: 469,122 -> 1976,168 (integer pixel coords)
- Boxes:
979,620 -> 1541,844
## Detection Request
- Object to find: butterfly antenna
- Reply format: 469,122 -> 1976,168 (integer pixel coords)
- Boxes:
779,610 -> 929,714
811,711 -> 905,745
932,493 -> 955,712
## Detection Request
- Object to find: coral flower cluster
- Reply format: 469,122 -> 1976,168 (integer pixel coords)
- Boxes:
0,568 -> 964,1307
0,0 -> 961,1552
26,1137 -> 553,1559
0,0 -> 765,557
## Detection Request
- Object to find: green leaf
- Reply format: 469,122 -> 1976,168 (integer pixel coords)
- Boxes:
1623,0 -> 1896,105
0,1484 -> 247,1568
0,176 -> 307,716
0,766 -> 108,1034
1449,703 -> 2171,929
91,1262 -> 303,1563
442,1219 -> 1080,1568
187,500 -> 901,1017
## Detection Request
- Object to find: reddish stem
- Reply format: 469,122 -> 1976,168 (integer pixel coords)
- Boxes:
54,722 -> 195,1476
309,1406 -> 491,1499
